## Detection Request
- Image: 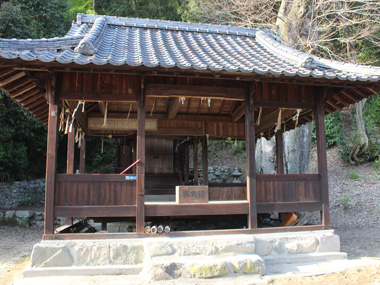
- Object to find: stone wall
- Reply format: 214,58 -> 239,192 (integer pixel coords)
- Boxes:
0,179 -> 45,209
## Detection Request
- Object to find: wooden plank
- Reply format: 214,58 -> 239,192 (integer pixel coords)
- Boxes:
202,135 -> 208,185
315,89 -> 331,227
56,174 -> 134,182
0,71 -> 25,87
256,174 -> 320,181
145,202 -> 249,216
275,130 -> 284,174
59,92 -> 137,102
136,76 -> 146,233
193,138 -> 199,185
231,103 -> 245,122
245,82 -> 257,229
79,136 -> 86,174
254,101 -> 314,109
42,225 -> 328,240
66,124 -> 75,174
55,206 -> 136,217
167,97 -> 182,119
145,84 -> 245,101
44,77 -> 59,235
12,83 -> 36,98
257,202 -> 322,213
184,141 -> 189,183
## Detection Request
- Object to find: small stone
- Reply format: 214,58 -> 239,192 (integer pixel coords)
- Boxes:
255,241 -> 273,256
230,255 -> 265,275
15,210 -> 34,218
147,244 -> 175,257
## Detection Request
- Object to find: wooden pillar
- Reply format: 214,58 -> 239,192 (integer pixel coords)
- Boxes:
184,141 -> 189,184
202,135 -> 208,185
275,130 -> 284,174
66,124 -> 76,174
245,82 -> 257,229
136,77 -> 146,233
79,135 -> 86,174
44,77 -> 59,235
193,138 -> 198,185
315,90 -> 331,227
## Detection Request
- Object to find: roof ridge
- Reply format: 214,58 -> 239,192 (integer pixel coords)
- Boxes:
76,13 -> 269,37
256,31 -> 380,76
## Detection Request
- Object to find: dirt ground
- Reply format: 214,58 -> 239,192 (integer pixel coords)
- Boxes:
1,147 -> 380,284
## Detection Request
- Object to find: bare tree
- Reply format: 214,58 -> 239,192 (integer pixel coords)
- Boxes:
189,0 -> 380,164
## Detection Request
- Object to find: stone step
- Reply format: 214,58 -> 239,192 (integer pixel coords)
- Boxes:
142,253 -> 266,281
263,252 -> 347,265
23,264 -> 143,278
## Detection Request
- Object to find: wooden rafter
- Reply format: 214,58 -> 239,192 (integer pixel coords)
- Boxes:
231,103 -> 245,122
0,72 -> 26,87
167,97 -> 182,119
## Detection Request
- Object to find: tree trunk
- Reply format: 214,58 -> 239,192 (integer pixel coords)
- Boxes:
349,98 -> 368,164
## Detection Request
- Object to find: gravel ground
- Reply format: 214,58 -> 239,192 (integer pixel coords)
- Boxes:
1,146 -> 380,284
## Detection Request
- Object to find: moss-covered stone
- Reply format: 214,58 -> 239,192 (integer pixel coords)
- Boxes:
188,262 -> 228,278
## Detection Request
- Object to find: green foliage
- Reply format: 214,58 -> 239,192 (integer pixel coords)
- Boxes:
85,137 -> 118,173
348,170 -> 359,180
0,93 -> 47,181
0,0 -> 70,39
324,111 -> 344,147
340,195 -> 352,210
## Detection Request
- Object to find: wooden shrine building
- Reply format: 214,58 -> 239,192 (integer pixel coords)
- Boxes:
0,14 -> 380,239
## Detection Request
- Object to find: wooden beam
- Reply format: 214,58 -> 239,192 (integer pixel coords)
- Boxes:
79,135 -> 86,174
193,138 -> 199,185
136,76 -> 145,234
145,202 -> 249,216
44,76 -> 59,235
202,135 -> 208,185
167,97 -> 182,119
275,130 -> 284,174
145,84 -> 245,101
0,71 -> 25,87
184,141 -> 189,184
231,103 -> 245,122
315,89 -> 331,227
66,124 -> 76,174
55,206 -> 136,217
59,92 -> 137,102
255,108 -> 295,135
65,100 -> 88,131
245,82 -> 257,229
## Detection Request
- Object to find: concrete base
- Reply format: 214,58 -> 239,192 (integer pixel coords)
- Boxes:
25,229 -> 343,280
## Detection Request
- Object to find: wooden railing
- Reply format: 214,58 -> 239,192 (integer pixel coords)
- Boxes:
54,174 -> 136,217
256,174 -> 322,213
209,183 -> 246,201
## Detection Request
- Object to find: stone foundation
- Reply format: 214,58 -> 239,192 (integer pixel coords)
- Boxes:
26,230 -> 345,280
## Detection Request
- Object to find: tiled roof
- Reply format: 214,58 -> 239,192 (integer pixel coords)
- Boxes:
0,13 -> 379,81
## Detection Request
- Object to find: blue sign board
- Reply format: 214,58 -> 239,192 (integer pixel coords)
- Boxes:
125,175 -> 137,181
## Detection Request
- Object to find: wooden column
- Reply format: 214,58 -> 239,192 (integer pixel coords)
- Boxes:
245,82 -> 257,229
193,138 -> 198,185
315,90 -> 331,227
79,135 -> 86,174
275,130 -> 284,174
202,135 -> 208,185
136,77 -> 146,233
44,77 -> 59,235
184,141 -> 189,184
66,124 -> 76,174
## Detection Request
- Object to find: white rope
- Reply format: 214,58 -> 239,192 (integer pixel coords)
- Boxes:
126,102 -> 132,123
256,107 -> 262,126
274,108 -> 282,133
103,102 -> 108,127
179,97 -> 185,104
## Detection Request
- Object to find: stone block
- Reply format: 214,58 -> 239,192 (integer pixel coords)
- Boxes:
15,210 -> 34,218
143,261 -> 182,281
76,244 -> 110,266
219,242 -> 255,254
147,243 -> 175,257
187,261 -> 229,278
255,241 -> 273,256
5,211 -> 15,218
230,255 -> 266,275
110,243 -> 144,265
285,238 -> 317,254
31,244 -> 73,268
317,235 -> 340,253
